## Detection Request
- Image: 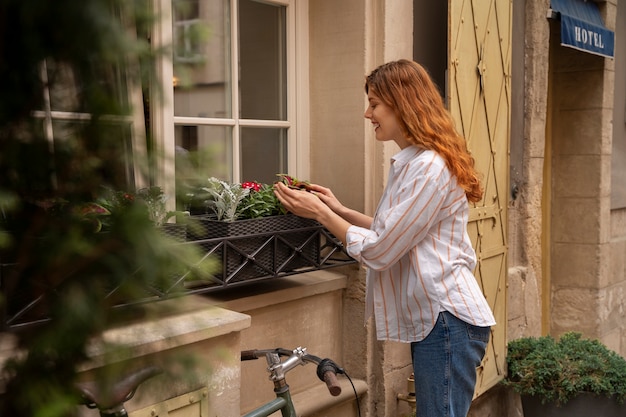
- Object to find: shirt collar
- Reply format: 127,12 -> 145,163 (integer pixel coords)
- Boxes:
391,145 -> 423,166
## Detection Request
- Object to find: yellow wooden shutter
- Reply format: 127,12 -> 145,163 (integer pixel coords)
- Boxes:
448,0 -> 511,396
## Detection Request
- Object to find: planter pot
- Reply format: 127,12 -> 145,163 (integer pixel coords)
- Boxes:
188,213 -> 318,239
184,214 -> 323,286
158,222 -> 187,242
522,393 -> 626,417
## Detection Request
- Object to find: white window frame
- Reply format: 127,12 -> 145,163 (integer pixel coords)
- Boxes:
153,0 -> 309,210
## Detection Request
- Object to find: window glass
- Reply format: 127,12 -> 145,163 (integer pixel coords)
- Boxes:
171,0 -> 290,190
46,60 -> 80,112
32,56 -> 141,192
175,124 -> 233,180
175,124 -> 233,211
173,0 -> 231,118
52,120 -> 135,189
240,127 -> 287,184
46,59 -> 130,113
239,0 -> 287,120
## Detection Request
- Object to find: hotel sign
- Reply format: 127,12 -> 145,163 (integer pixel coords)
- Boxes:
550,0 -> 615,58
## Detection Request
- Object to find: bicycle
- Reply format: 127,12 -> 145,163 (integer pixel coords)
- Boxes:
240,346 -> 344,417
75,346 -> 359,417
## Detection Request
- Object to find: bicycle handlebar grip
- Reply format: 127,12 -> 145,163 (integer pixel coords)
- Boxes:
316,358 -> 342,396
240,350 -> 259,361
322,370 -> 342,396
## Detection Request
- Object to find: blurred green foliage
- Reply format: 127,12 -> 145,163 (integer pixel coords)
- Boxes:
0,1 -> 213,415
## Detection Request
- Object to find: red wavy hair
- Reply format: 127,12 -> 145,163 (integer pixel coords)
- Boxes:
365,59 -> 483,203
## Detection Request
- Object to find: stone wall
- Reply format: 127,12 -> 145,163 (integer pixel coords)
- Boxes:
609,209 -> 626,354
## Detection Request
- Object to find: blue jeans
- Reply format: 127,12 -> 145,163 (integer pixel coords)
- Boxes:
410,311 -> 490,417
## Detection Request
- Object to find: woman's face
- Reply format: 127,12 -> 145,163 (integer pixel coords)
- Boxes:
364,90 -> 410,148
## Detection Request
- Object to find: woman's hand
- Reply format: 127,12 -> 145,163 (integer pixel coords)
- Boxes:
273,182 -> 331,221
274,182 -> 352,245
302,183 -> 345,215
276,182 -> 373,229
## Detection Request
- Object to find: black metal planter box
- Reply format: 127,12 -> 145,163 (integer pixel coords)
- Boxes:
189,214 -> 319,239
182,214 -> 341,288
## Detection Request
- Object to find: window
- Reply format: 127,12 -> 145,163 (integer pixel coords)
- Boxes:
32,58 -> 146,191
165,0 -> 300,203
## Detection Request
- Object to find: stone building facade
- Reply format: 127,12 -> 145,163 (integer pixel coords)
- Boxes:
2,1 -> 626,416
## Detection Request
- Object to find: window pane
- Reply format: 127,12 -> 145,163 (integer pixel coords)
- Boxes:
46,59 -> 129,113
52,121 -> 134,190
239,0 -> 287,120
175,124 -> 232,211
175,124 -> 232,181
173,0 -> 232,118
240,127 -> 287,184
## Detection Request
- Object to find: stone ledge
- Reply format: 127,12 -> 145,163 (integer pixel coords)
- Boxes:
0,300 -> 251,395
85,304 -> 251,368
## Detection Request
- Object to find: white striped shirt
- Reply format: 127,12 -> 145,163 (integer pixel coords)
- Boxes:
346,146 -> 496,342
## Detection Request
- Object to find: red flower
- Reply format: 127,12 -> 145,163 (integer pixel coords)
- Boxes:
242,181 -> 262,192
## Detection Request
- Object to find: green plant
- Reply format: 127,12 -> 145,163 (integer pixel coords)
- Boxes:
190,174 -> 310,221
72,201 -> 111,232
201,177 -> 251,221
239,181 -> 285,219
503,332 -> 626,406
94,188 -> 135,230
98,186 -> 181,227
135,186 -> 179,226
276,173 -> 312,190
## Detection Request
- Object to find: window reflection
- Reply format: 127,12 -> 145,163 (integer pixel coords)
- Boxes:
173,0 -> 231,118
239,0 -> 287,120
52,121 -> 134,189
46,59 -> 129,113
175,124 -> 232,180
241,127 -> 287,184
34,58 -> 138,191
172,0 -> 289,190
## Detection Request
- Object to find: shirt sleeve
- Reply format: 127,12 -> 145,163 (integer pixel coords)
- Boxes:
346,160 -> 454,271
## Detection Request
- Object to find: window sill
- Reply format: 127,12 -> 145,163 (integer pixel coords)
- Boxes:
200,269 -> 348,313
85,303 -> 251,369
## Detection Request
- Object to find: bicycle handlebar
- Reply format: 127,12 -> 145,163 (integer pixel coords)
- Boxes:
240,347 -> 343,396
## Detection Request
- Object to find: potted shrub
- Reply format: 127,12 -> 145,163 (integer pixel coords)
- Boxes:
503,332 -> 626,416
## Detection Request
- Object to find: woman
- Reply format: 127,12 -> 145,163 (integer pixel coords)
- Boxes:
274,59 -> 496,417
